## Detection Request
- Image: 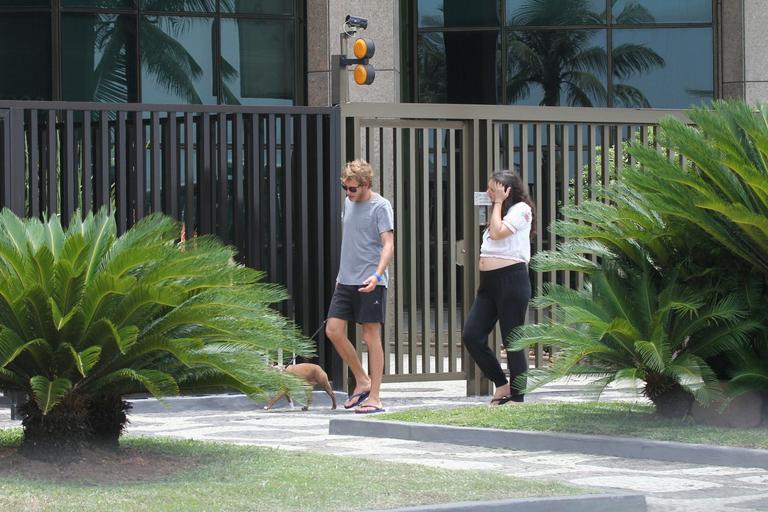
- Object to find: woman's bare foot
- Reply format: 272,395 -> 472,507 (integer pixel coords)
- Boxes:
489,383 -> 524,406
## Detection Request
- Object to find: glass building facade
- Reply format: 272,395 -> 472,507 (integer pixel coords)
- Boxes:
0,0 -> 304,105
408,0 -> 715,108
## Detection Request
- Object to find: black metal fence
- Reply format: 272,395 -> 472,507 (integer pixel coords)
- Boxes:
0,101 -> 342,372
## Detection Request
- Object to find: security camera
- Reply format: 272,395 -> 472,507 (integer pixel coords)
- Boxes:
345,15 -> 368,30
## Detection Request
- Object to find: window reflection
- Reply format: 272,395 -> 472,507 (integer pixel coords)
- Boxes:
506,0 -> 606,25
612,0 -> 711,24
62,1 -> 133,7
416,0 -> 714,108
62,14 -> 137,102
0,14 -> 51,100
418,0 -> 499,28
612,28 -> 713,108
221,0 -> 293,15
140,0 -> 215,12
507,29 -> 608,106
0,0 -> 49,6
220,19 -> 294,105
418,31 -> 500,104
140,16 -> 215,104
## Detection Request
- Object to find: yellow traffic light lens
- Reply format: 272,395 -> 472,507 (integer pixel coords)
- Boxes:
353,38 -> 375,59
354,64 -> 375,85
353,38 -> 368,59
353,65 -> 368,85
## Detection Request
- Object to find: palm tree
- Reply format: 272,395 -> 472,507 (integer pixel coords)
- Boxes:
506,0 -> 665,106
0,208 -> 312,456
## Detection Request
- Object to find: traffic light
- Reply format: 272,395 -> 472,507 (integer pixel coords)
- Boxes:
351,37 -> 375,85
338,15 -> 375,86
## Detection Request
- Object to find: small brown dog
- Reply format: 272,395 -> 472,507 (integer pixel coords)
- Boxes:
264,363 -> 337,411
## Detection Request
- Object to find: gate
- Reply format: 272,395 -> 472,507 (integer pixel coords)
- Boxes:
341,103 -> 687,394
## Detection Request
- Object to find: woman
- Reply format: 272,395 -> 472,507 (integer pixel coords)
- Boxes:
462,170 -> 535,405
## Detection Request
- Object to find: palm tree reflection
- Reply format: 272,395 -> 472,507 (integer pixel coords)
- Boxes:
81,0 -> 240,104
507,0 -> 665,107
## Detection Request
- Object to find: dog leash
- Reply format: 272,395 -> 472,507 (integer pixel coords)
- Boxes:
290,320 -> 328,365
307,319 -> 327,342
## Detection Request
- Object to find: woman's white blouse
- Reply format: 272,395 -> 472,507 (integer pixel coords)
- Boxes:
480,201 -> 532,263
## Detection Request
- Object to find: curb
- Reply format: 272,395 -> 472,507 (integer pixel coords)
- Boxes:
365,493 -> 646,512
329,418 -> 768,469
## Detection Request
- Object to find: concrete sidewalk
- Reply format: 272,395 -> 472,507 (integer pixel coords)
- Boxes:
1,380 -> 767,511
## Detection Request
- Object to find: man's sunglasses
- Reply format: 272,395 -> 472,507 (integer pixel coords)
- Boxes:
341,185 -> 360,193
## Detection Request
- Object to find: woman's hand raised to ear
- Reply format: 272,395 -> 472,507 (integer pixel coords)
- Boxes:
487,179 -> 510,204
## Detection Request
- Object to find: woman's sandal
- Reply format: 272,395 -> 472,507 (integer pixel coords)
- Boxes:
489,394 -> 522,406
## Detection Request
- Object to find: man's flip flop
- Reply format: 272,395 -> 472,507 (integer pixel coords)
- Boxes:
343,390 -> 370,409
355,403 -> 386,414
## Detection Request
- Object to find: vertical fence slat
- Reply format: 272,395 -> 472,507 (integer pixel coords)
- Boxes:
575,124 -> 584,290
232,113 -> 244,256
198,113 -> 212,234
217,112 -> 228,238
298,115 -> 309,337
62,110 -> 75,223
534,124 -> 544,359
561,124 -> 570,290
283,114 -> 294,318
29,110 -> 39,217
588,124 -> 597,202
314,115 -> 325,360
116,111 -> 127,233
394,127 -> 404,374
435,128 -> 444,373
616,124 -> 624,179
95,111 -> 109,211
164,112 -> 178,218
150,111 -> 161,212
6,108 -> 24,215
421,128 -> 430,374
246,114 -> 260,269
82,111 -> 92,214
448,129 -> 458,372
602,124 -> 611,198
184,112 -> 194,236
408,128 -> 417,374
268,114 -> 278,286
132,111 -> 145,223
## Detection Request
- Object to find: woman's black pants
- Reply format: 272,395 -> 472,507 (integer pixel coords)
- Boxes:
462,262 -> 531,399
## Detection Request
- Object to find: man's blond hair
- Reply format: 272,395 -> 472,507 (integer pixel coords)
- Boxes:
341,159 -> 374,187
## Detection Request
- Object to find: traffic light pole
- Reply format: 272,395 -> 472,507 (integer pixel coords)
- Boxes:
331,31 -> 350,106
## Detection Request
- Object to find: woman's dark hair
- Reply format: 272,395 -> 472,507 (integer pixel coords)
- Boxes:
491,170 -> 536,240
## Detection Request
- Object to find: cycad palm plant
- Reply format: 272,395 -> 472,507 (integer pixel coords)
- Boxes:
0,208 -> 312,455
625,100 -> 768,275
509,262 -> 757,417
516,100 -> 768,415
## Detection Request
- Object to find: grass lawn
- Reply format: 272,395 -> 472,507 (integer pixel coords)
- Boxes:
377,401 -> 768,450
0,429 -> 582,512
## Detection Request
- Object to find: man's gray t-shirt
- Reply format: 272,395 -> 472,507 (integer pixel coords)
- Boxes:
336,193 -> 394,287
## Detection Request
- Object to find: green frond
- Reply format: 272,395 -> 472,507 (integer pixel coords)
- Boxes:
30,376 -> 72,415
635,340 -> 666,374
89,368 -> 180,398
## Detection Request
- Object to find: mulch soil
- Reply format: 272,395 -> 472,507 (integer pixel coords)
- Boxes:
0,445 -> 200,485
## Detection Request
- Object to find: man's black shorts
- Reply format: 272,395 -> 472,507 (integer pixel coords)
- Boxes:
327,284 -> 387,324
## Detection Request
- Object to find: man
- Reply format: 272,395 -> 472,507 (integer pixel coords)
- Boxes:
325,159 -> 394,414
